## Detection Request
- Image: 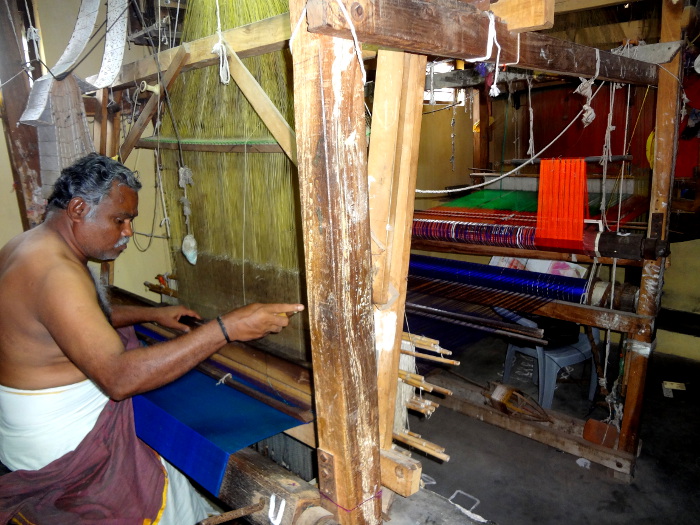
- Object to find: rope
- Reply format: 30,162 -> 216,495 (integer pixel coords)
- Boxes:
573,48 -> 600,127
526,76 -> 535,157
211,0 -> 230,84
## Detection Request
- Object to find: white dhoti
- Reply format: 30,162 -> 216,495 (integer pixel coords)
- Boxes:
0,380 -> 213,524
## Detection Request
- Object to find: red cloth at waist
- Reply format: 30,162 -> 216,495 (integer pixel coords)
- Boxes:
0,397 -> 166,525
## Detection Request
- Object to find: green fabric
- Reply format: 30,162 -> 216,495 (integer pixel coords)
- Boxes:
439,189 -> 626,215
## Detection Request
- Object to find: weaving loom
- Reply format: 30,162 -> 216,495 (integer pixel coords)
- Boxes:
405,253 -> 637,346
413,159 -> 648,258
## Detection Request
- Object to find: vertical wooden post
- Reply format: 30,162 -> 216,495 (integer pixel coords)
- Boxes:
288,2 -> 381,523
0,0 -> 42,229
369,50 -> 427,450
472,86 -> 490,174
619,0 -> 683,454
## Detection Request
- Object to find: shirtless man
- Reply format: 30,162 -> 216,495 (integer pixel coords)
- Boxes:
0,153 -> 304,523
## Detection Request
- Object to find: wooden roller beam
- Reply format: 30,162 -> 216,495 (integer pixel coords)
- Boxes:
305,0 -> 659,85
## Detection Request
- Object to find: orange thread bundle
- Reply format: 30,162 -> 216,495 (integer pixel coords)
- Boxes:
535,158 -> 588,250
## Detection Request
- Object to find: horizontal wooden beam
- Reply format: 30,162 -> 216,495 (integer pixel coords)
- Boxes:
95,13 -> 292,90
136,138 -> 284,154
546,19 -> 660,50
426,372 -> 635,476
305,0 -> 659,85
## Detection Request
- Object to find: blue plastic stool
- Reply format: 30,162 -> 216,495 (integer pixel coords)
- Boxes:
503,330 -> 598,410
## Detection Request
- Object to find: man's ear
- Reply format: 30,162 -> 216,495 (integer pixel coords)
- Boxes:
66,197 -> 90,222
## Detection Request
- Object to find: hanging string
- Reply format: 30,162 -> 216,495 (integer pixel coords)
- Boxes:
23,0 -> 40,59
465,11 -> 496,63
526,75 -> 535,158
573,48 -> 600,127
416,83 -> 606,194
599,83 -> 617,231
211,0 -> 230,84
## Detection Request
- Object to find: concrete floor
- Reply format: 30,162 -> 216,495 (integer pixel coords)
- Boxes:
391,333 -> 700,525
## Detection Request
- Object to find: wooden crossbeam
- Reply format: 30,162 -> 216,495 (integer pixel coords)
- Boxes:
119,46 -> 189,162
223,42 -> 297,165
96,14 -> 291,90
305,0 -> 659,85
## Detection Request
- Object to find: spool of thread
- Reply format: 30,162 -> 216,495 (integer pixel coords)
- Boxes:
139,80 -> 161,95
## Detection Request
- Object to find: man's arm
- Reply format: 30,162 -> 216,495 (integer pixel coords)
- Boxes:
110,304 -> 201,332
38,263 -> 303,400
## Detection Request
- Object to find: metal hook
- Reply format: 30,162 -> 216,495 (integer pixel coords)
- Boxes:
268,494 -> 285,525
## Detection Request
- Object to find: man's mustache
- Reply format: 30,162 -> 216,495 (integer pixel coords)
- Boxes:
114,236 -> 130,248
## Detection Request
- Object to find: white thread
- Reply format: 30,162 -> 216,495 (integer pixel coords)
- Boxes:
211,0 -> 230,84
574,49 -> 600,127
465,12 -> 496,63
416,83 -> 606,193
289,5 -> 308,55
527,76 -> 535,157
503,33 -> 521,67
599,83 -> 617,231
489,33 -> 502,98
216,373 -> 232,385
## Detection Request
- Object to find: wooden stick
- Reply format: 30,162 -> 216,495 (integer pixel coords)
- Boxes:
120,45 -> 188,162
399,376 -> 434,392
393,432 -> 450,462
402,333 -> 452,355
200,499 -> 265,525
401,349 -> 460,366
197,361 -> 313,423
223,42 -> 297,166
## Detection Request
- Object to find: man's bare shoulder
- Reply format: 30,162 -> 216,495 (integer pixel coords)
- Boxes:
0,226 -> 86,282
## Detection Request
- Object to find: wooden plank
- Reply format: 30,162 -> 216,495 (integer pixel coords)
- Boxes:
93,13 -> 292,90
224,42 -> 297,166
289,0 -> 382,521
93,88 -> 109,154
379,448 -> 422,497
119,46 -> 189,162
546,19 -> 660,50
305,0 -> 659,85
554,0 -> 639,14
0,0 -> 41,230
136,138 -> 284,154
489,0 -> 554,32
619,0 -> 683,456
219,448 -> 337,525
368,49 -> 405,305
425,373 -> 635,474
371,51 -> 427,457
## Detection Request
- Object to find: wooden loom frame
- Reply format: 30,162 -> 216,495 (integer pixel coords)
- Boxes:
0,1 -> 684,524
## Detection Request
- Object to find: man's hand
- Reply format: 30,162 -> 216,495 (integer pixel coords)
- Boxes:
220,303 -> 304,342
151,305 -> 202,332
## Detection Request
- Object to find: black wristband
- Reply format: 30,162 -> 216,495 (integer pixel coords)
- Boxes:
216,315 -> 233,344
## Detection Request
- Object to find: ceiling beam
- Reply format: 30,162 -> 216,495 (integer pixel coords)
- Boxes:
306,0 -> 658,85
